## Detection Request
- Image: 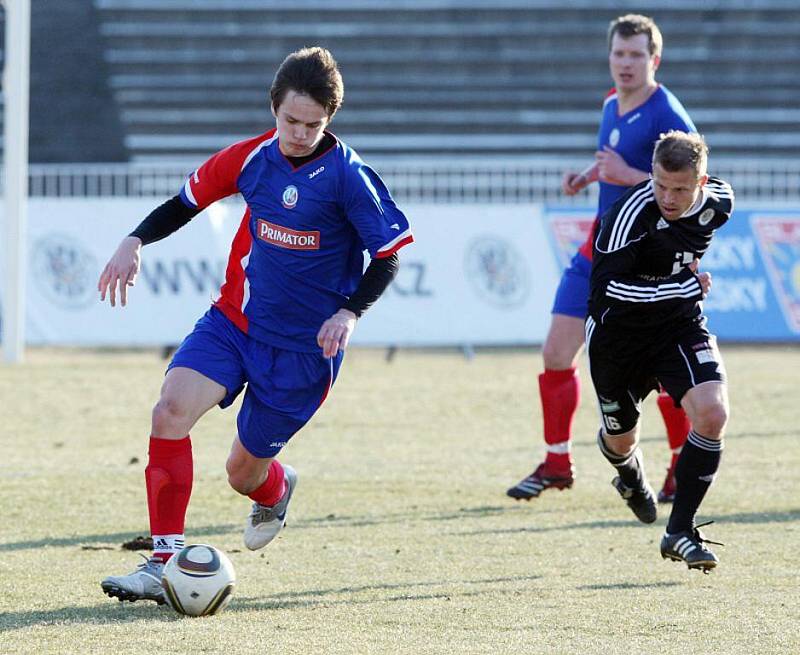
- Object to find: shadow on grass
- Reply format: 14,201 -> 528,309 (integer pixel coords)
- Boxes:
710,508 -> 800,525
4,505 -> 797,554
230,574 -> 542,611
449,517 -> 639,536
0,524 -> 237,552
577,581 -> 681,591
450,508 -> 800,537
0,600 -> 180,632
294,505 -> 522,530
637,428 -> 792,445
0,575 -> 542,630
1,507 -> 519,552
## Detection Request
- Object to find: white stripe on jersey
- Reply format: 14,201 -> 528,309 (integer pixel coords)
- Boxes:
240,246 -> 252,313
704,180 -> 734,201
606,277 -> 701,303
602,183 -> 654,253
585,315 -> 596,345
241,132 -> 279,172
377,228 -> 412,255
183,177 -> 198,207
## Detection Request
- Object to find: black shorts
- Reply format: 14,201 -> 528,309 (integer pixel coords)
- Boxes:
585,316 -> 727,435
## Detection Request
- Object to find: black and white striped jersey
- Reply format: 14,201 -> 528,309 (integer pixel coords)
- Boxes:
589,176 -> 734,330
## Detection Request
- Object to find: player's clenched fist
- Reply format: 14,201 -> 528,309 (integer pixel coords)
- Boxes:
317,309 -> 357,358
98,236 -> 142,307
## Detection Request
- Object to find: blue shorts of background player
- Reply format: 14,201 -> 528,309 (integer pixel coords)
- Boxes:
551,251 -> 591,318
168,307 -> 343,458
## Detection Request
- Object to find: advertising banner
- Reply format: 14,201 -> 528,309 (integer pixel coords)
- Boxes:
3,198 -> 798,345
13,199 -> 562,346
545,207 -> 800,341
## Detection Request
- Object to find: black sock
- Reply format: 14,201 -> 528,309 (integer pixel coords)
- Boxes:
666,431 -> 723,534
597,430 -> 646,489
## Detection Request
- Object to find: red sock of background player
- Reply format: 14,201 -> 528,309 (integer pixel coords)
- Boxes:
248,459 -> 286,507
657,390 -> 690,470
539,368 -> 580,476
146,436 -> 193,563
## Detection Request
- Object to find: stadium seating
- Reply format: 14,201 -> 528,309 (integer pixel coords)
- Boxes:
7,0 -> 800,161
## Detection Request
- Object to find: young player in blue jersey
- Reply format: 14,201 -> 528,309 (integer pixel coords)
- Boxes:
97,47 -> 413,605
508,15 -> 697,503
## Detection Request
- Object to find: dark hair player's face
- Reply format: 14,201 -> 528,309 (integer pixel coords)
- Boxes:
609,33 -> 658,94
273,90 -> 331,158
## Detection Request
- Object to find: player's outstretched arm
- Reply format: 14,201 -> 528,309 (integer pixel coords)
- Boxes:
98,236 -> 142,307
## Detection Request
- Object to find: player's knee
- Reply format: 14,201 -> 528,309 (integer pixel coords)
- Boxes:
225,456 -> 260,495
602,434 -> 637,457
542,339 -> 575,370
151,393 -> 193,435
226,467 -> 260,495
693,402 -> 728,438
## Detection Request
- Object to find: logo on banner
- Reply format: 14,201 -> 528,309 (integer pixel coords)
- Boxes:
464,236 -> 529,308
547,213 -> 596,267
751,215 -> 800,332
33,234 -> 97,309
282,185 -> 299,209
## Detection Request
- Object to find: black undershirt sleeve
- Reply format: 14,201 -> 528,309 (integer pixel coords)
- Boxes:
129,195 -> 201,245
341,253 -> 399,318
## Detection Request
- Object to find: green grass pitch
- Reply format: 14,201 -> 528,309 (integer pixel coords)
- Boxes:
1,345 -> 798,654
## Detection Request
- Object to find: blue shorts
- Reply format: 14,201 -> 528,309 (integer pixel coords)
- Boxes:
168,307 -> 342,458
551,251 -> 591,319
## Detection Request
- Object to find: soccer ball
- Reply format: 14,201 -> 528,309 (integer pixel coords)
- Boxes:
161,544 -> 236,617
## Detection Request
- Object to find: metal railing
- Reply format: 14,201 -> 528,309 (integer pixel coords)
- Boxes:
25,157 -> 800,203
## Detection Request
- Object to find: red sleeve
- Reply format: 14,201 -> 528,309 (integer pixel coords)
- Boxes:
179,129 -> 277,210
578,217 -> 600,261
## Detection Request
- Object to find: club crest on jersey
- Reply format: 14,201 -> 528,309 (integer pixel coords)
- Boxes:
282,185 -> 299,209
699,208 -> 715,226
609,128 -> 620,148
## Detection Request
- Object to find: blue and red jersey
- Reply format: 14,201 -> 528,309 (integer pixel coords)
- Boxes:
179,129 -> 413,352
577,84 -> 695,260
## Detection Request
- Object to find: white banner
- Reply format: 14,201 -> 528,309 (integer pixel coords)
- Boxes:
11,199 -> 561,346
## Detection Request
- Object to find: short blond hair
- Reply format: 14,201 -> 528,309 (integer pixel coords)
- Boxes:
653,131 -> 708,178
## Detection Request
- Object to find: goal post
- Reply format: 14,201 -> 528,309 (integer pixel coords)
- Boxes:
1,0 -> 31,363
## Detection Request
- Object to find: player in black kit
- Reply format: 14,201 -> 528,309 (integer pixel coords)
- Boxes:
586,131 -> 732,572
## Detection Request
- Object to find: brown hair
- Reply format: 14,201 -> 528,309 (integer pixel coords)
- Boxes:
653,131 -> 708,178
270,47 -> 344,118
608,14 -> 663,57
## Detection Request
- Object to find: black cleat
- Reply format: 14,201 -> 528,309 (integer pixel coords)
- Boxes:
660,521 -> 722,573
507,463 -> 574,500
611,476 -> 657,523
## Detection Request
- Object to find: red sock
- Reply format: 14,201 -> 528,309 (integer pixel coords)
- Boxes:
146,436 -> 193,562
657,390 -> 690,467
539,368 -> 579,474
248,460 -> 286,507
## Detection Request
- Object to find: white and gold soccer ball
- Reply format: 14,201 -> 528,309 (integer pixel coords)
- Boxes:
161,544 -> 236,617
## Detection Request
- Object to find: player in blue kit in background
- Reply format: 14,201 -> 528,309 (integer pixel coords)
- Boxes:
508,15 -> 697,503
97,47 -> 413,605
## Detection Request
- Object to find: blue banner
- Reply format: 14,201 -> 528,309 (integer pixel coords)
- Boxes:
545,207 -> 800,341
